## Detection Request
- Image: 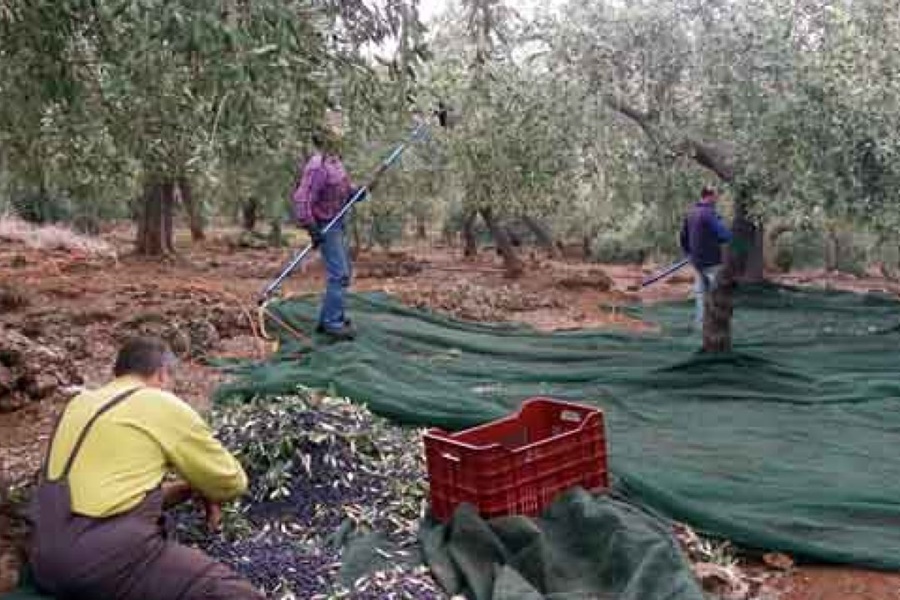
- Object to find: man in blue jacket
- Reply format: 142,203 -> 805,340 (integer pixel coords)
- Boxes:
680,186 -> 733,324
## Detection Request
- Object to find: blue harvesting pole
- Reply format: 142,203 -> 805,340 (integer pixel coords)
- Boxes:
259,123 -> 429,303
639,257 -> 691,289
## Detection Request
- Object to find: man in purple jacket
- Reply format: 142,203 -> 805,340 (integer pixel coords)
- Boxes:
680,186 -> 733,324
293,130 -> 367,340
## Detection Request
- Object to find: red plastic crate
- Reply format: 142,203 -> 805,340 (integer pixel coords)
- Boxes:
424,397 -> 608,522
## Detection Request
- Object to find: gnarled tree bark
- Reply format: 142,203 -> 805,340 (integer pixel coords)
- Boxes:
178,176 -> 205,242
731,202 -> 765,283
764,222 -> 794,271
242,197 -> 260,232
268,219 -> 282,248
703,250 -> 736,353
462,210 -> 478,257
136,180 -> 176,256
522,215 -> 562,258
582,235 -> 593,259
416,213 -> 428,240
825,224 -> 841,272
480,207 -> 524,278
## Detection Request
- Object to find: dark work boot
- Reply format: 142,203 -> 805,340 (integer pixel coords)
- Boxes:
321,325 -> 356,341
316,317 -> 352,334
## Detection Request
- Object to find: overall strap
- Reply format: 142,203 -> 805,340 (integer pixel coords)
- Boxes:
47,387 -> 142,480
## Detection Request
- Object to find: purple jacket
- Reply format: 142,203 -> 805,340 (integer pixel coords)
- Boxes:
292,154 -> 353,226
680,201 -> 733,269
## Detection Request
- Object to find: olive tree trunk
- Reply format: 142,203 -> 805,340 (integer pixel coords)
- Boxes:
462,210 -> 478,257
703,253 -> 736,353
178,177 -> 205,242
702,192 -> 757,352
522,215 -> 562,258
135,180 -> 176,256
825,225 -> 841,272
242,197 -> 260,232
480,207 -> 524,278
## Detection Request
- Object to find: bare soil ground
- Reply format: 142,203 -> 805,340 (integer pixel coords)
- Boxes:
772,567 -> 900,600
2,224 -> 899,598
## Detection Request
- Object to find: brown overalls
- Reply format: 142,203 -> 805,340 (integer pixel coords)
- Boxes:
29,388 -> 264,600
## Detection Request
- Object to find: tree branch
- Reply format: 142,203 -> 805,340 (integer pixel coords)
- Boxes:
603,94 -> 736,182
603,95 -> 658,140
677,137 -> 735,182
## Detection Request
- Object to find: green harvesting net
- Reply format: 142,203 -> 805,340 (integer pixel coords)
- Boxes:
217,284 -> 900,570
418,489 -> 705,600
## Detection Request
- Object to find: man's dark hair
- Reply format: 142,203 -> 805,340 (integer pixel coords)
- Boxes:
113,337 -> 176,378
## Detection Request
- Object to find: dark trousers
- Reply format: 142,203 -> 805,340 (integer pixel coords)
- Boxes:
30,487 -> 263,600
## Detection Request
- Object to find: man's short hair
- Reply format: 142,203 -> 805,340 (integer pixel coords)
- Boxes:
113,337 -> 177,378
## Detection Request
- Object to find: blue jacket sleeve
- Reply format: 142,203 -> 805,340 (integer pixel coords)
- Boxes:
710,214 -> 733,243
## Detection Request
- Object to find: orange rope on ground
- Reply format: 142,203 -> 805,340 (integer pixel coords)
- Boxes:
258,303 -> 313,346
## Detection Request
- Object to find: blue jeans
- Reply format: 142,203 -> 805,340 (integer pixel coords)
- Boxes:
318,222 -> 352,331
694,265 -> 721,324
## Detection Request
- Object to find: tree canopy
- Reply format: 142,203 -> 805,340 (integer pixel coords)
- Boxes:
1,0 -> 898,264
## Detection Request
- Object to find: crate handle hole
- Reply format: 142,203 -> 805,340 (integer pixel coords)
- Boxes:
560,410 -> 583,423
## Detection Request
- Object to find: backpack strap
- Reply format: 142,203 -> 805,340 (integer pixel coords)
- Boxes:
46,387 -> 142,480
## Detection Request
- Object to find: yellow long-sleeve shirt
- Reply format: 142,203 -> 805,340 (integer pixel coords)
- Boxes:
47,376 -> 248,518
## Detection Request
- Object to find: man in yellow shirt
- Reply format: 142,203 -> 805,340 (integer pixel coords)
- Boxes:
28,337 -> 263,600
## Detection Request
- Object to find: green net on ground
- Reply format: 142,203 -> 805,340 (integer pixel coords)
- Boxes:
216,285 -> 900,570
418,489 -> 704,600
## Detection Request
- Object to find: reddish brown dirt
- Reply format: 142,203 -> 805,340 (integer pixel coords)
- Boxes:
2,225 -> 899,598
774,567 -> 900,600
0,237 -> 284,482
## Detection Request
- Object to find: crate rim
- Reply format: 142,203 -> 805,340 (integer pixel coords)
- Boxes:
423,396 -> 603,453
